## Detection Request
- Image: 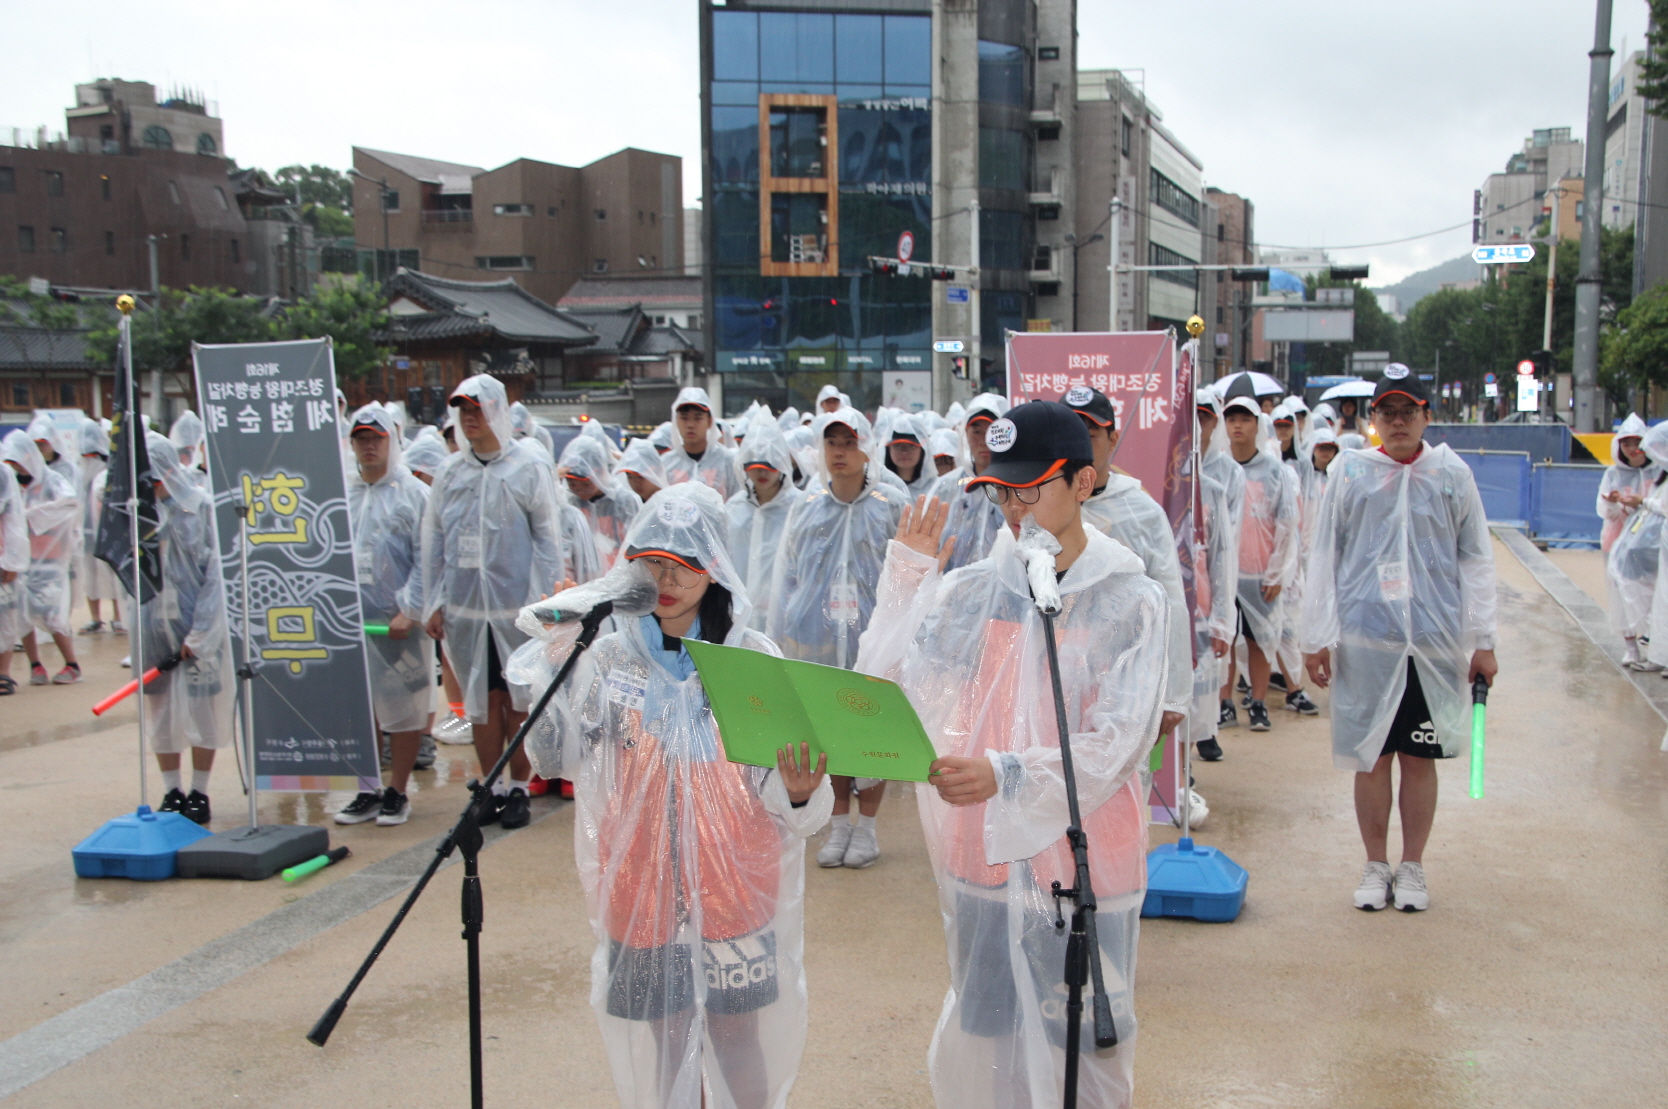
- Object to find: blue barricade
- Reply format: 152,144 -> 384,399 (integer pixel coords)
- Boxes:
1423,423 -> 1571,463
1530,463 -> 1604,547
1451,450 -> 1531,529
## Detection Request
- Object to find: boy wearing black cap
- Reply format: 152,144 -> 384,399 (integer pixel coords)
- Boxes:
1063,386 -> 1190,742
1301,365 -> 1498,912
858,400 -> 1168,1107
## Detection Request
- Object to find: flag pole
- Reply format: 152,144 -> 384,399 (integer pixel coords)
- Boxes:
117,295 -> 149,810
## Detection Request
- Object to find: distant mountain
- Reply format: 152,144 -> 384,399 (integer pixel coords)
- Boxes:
1372,254 -> 1481,312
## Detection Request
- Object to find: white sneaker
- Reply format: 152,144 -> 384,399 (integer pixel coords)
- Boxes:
1634,659 -> 1665,673
1183,789 -> 1209,829
817,822 -> 853,867
119,655 -> 131,669
1393,862 -> 1429,912
434,715 -> 474,745
1354,861 -> 1394,911
843,824 -> 880,868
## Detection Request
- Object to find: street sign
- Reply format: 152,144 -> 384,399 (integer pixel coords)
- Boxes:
946,285 -> 970,304
1473,244 -> 1536,264
897,230 -> 915,264
1484,372 -> 1496,384
1516,359 -> 1536,376
932,339 -> 965,354
1516,376 -> 1538,412
1484,382 -> 1499,398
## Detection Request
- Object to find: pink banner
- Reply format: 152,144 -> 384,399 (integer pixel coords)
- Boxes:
1007,331 -> 1199,826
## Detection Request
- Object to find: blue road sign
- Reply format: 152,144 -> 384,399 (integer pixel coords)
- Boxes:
1473,244 -> 1535,264
946,286 -> 971,304
933,339 -> 965,354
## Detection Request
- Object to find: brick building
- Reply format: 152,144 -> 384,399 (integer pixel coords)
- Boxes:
350,146 -> 684,308
1205,188 -> 1254,378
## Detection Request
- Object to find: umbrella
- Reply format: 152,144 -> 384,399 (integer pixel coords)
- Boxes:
1318,379 -> 1377,402
1215,370 -> 1285,398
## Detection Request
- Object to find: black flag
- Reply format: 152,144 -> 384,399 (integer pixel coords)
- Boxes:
95,314 -> 162,603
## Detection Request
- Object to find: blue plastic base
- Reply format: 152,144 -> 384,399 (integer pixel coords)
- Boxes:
72,805 -> 214,881
1141,837 -> 1248,922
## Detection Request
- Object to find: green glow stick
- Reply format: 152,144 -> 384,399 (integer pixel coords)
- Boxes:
1150,733 -> 1167,774
363,624 -> 390,636
1469,677 -> 1490,799
282,846 -> 351,882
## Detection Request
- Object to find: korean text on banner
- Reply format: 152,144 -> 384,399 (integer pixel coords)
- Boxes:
192,339 -> 379,792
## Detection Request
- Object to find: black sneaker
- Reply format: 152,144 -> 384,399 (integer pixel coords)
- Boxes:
1267,671 -> 1289,693
375,789 -> 411,826
1285,689 -> 1319,716
335,790 -> 385,825
414,733 -> 437,770
182,790 -> 212,825
499,788 -> 531,829
474,790 -> 503,826
1196,737 -> 1224,762
1218,699 -> 1239,729
1236,674 -> 1249,694
1247,700 -> 1271,732
159,788 -> 187,814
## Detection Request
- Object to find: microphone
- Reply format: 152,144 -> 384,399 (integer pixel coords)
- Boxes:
518,560 -> 661,630
1017,515 -> 1063,615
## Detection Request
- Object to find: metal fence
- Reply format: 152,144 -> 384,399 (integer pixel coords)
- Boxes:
1450,449 -> 1604,547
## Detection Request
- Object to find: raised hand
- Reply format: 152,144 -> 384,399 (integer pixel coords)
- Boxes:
776,741 -> 828,804
896,494 -> 956,571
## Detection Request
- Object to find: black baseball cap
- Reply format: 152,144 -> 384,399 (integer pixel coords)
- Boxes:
349,418 -> 388,437
1061,384 -> 1117,429
1371,364 -> 1429,408
966,401 -> 1092,490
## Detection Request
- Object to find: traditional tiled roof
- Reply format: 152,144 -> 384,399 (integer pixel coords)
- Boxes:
0,327 -> 96,370
560,306 -> 645,356
382,269 -> 596,348
558,276 -> 702,310
627,325 -> 702,357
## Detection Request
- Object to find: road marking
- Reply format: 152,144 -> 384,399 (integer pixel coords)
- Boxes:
0,803 -> 557,1098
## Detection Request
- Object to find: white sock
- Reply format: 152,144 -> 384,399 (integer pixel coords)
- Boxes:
855,813 -> 877,831
160,768 -> 182,792
508,779 -> 530,794
191,767 -> 212,794
491,780 -> 511,797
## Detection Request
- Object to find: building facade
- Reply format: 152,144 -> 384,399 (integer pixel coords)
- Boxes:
1475,127 -> 1584,245
350,146 -> 683,311
1205,187 -> 1254,378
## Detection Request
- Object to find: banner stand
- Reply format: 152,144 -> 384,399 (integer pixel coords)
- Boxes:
175,502 -> 328,880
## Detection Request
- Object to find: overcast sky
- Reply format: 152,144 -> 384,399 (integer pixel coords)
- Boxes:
2,0 -> 1651,285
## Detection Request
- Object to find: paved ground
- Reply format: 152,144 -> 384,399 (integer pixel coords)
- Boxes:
1,535 -> 1665,1108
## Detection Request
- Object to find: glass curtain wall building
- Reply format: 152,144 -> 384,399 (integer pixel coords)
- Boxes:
703,2 -> 935,415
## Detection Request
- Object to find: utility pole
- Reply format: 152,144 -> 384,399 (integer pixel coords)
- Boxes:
969,197 -> 981,386
1573,0 -> 1613,433
1543,187 -> 1561,352
1107,195 -> 1122,331
146,233 -> 162,427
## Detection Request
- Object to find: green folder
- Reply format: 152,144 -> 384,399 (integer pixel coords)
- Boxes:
683,639 -> 938,782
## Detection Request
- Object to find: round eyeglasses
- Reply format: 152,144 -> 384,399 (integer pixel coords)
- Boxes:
980,474 -> 1064,506
633,555 -> 704,588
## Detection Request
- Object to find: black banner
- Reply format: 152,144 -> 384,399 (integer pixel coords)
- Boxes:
94,315 -> 162,603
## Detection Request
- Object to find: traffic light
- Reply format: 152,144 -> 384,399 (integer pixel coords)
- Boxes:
1230,267 -> 1270,282
1532,349 -> 1553,377
868,256 -> 902,276
952,356 -> 968,379
1327,265 -> 1370,281
868,256 -> 958,280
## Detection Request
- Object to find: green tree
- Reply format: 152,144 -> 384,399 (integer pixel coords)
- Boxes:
86,287 -> 274,383
1637,1 -> 1668,116
0,274 -> 93,330
274,280 -> 390,382
274,165 -> 355,236
1602,281 -> 1668,408
1293,275 -> 1400,378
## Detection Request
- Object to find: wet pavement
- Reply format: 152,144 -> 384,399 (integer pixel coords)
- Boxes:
1,535 -> 1664,1107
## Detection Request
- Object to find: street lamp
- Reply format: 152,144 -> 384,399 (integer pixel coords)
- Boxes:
346,166 -> 394,284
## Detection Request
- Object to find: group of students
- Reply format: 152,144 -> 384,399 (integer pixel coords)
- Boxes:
4,360 -> 1501,1106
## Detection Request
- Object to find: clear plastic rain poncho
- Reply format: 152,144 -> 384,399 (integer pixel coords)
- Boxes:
1620,422 -> 1668,646
1300,441 -> 1498,772
881,413 -> 939,498
77,417 -> 120,601
509,401 -> 557,462
766,409 -> 909,669
855,525 -> 1168,1109
664,387 -> 741,500
347,405 -> 434,734
138,430 -> 235,753
559,433 -> 643,570
616,437 -> 671,498
26,414 -> 79,489
1270,402 -> 1317,684
168,410 -> 207,474
1,433 -> 79,638
726,419 -> 807,631
1597,413 -> 1656,553
402,427 -> 450,483
930,394 -> 1012,572
505,482 -> 833,1109
776,406 -> 800,432
420,375 -> 597,722
1223,398 -> 1300,647
1192,393 -> 1246,730
1083,473 -> 1191,715
814,382 -> 843,412
0,461 -> 28,648
928,427 -> 961,471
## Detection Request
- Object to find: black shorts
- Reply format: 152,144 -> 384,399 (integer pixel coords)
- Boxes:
1378,660 -> 1450,761
1237,601 -> 1257,645
484,633 -> 508,694
605,928 -> 779,1021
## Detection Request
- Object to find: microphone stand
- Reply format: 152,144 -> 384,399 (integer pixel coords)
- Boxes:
307,601 -> 614,1109
1035,598 -> 1119,1109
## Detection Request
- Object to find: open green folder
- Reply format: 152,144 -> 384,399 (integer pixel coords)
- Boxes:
683,639 -> 938,782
